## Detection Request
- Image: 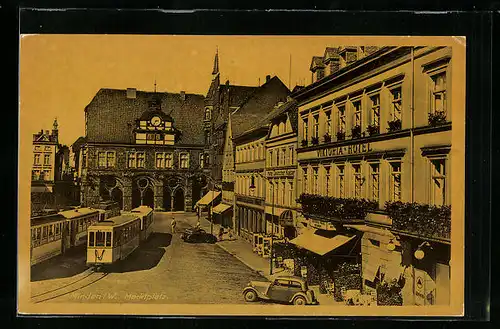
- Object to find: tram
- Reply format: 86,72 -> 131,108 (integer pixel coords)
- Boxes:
30,207 -> 100,265
86,214 -> 142,266
128,206 -> 154,242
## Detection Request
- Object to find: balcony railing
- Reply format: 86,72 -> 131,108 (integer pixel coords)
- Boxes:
385,201 -> 451,241
297,193 -> 378,224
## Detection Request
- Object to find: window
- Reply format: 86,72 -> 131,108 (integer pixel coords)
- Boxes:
128,153 -> 136,168
105,232 -> 112,247
303,117 -> 309,141
106,152 -> 116,167
165,153 -> 173,168
95,231 -> 105,246
317,69 -> 325,80
302,167 -> 308,194
325,109 -> 332,135
39,171 -> 46,180
288,181 -> 293,206
431,159 -> 446,206
44,154 -> 51,165
313,115 -> 319,138
32,170 -> 39,180
338,105 -> 346,133
34,154 -> 40,165
136,152 -> 144,168
284,147 -> 290,165
128,152 -> 145,168
313,167 -> 319,194
370,163 -> 380,202
82,148 -> 87,168
281,181 -> 286,205
205,108 -> 212,121
337,165 -> 345,198
89,232 -> 95,247
353,100 -> 362,127
391,87 -> 402,121
389,161 -> 402,201
180,153 -> 190,169
370,94 -> 380,126
431,72 -> 447,114
353,164 -> 362,198
200,153 -> 206,168
155,153 -> 164,168
325,166 -> 331,196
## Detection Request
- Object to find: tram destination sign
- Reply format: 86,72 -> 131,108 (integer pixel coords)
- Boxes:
317,143 -> 373,157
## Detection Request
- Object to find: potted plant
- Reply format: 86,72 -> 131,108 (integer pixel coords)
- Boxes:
366,124 -> 380,136
311,136 -> 319,145
387,119 -> 402,132
428,111 -> 447,126
301,139 -> 308,147
376,278 -> 403,306
351,125 -> 362,139
323,133 -> 332,143
336,131 -> 345,141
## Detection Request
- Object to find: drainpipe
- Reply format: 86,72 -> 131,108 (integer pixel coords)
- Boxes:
410,47 -> 415,203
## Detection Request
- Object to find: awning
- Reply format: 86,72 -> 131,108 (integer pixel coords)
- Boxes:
212,203 -> 232,214
345,224 -> 396,238
31,186 -> 53,193
195,191 -> 221,207
362,260 -> 381,282
290,229 -> 356,256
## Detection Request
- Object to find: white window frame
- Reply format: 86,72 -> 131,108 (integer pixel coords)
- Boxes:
337,104 -> 346,133
337,164 -> 345,198
429,157 -> 447,206
390,86 -> 402,121
370,94 -> 381,127
179,153 -> 190,169
352,99 -> 362,128
369,162 -> 380,202
389,160 -> 402,202
352,163 -> 362,199
430,70 -> 447,115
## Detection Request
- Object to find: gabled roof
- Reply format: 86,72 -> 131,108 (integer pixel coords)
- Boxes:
84,89 -> 205,145
231,76 -> 290,139
219,84 -> 259,108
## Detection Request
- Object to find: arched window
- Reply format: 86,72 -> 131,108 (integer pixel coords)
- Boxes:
204,108 -> 212,121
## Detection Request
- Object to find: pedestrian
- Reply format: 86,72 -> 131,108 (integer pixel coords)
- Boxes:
195,219 -> 201,230
228,227 -> 233,240
218,227 -> 224,241
171,217 -> 177,233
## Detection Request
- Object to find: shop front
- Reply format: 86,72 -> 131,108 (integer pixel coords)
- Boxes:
195,190 -> 221,219
212,202 -> 233,228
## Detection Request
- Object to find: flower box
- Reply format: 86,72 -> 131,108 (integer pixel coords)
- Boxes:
351,125 -> 362,139
428,111 -> 447,126
311,136 -> 319,145
366,124 -> 380,136
298,193 -> 378,222
387,119 -> 402,132
336,131 -> 345,141
323,133 -> 332,143
301,139 -> 308,147
385,201 -> 451,240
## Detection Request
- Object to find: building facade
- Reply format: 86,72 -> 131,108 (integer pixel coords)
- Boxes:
31,119 -> 59,216
79,88 -> 208,212
293,46 -> 453,305
263,100 -> 300,240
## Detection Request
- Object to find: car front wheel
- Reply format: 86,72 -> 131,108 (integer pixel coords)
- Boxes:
244,290 -> 258,302
292,296 -> 307,305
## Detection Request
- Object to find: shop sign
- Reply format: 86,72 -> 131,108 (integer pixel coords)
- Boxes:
414,268 -> 426,306
317,143 -> 373,157
266,169 -> 295,177
310,218 -> 336,231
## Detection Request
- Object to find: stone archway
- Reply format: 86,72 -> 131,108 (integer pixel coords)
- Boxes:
111,187 -> 123,210
143,187 -> 154,209
173,188 -> 185,211
163,187 -> 172,211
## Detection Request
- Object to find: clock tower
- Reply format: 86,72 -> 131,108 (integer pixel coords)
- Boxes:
134,95 -> 180,145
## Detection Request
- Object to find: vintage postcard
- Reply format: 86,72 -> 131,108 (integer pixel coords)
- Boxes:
18,35 -> 465,316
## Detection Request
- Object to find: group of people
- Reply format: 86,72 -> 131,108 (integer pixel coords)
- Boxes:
170,215 -> 233,241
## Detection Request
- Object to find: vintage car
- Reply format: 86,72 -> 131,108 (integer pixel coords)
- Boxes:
242,276 -> 318,305
180,228 -> 217,243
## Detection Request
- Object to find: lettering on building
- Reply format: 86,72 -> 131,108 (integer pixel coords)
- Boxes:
317,143 -> 373,157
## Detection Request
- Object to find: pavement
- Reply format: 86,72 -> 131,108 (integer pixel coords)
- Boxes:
193,213 -> 342,306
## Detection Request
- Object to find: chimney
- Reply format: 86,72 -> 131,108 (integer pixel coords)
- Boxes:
180,91 -> 186,101
126,88 -> 137,99
266,75 -> 271,83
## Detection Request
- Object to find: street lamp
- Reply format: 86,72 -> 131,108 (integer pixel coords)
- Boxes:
250,173 -> 275,276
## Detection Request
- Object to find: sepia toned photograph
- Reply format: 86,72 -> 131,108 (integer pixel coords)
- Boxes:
18,35 -> 465,316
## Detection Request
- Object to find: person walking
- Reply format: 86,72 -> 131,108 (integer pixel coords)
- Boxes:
218,227 -> 224,241
195,219 -> 201,230
171,216 -> 177,234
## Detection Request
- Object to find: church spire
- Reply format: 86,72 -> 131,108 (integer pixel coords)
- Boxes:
212,47 -> 219,76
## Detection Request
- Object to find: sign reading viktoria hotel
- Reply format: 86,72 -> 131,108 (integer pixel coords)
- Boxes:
316,143 -> 373,157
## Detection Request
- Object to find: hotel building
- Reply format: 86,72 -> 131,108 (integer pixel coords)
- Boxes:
292,46 -> 453,305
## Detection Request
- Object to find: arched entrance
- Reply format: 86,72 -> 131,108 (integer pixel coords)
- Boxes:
132,188 -> 141,209
191,176 -> 204,209
280,210 -> 296,239
143,188 -> 154,209
163,187 -> 171,211
111,188 -> 123,210
173,189 -> 185,211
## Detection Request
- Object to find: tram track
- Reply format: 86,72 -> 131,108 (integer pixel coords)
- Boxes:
31,270 -> 109,304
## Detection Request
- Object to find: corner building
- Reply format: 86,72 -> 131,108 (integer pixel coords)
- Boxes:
79,88 -> 207,212
293,46 -> 453,305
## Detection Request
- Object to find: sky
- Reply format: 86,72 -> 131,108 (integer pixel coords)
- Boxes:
20,34 -> 347,146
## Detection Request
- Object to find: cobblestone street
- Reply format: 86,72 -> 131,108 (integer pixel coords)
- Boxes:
31,212 -> 268,304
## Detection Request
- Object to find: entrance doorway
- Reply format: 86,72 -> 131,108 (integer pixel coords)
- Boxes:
131,187 -> 141,209
173,189 -> 185,211
143,187 -> 154,209
163,187 -> 171,211
111,188 -> 123,210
